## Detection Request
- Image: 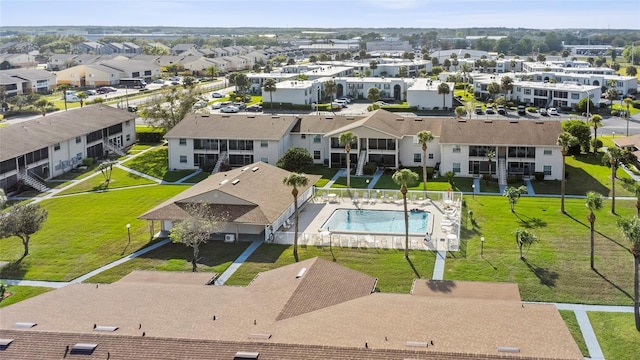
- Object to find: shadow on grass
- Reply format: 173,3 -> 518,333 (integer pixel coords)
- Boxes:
406,257 -> 420,278
514,213 -> 547,229
483,256 -> 498,270
425,279 -> 456,293
596,230 -> 633,254
593,268 -> 633,301
0,258 -> 28,280
523,258 -> 559,287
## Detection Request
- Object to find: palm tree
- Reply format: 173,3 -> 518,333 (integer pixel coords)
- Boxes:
602,147 -> 636,214
588,114 -> 603,152
57,84 -> 70,111
503,186 -> 527,213
34,98 -> 52,116
437,82 -> 450,110
606,88 -> 618,112
77,91 -> 88,108
262,78 -> 277,113
205,65 -> 219,78
616,216 -> 640,331
500,76 -> 513,99
586,191 -> 604,269
416,130 -> 434,196
557,132 -> 577,213
323,80 -> 337,102
487,82 -> 501,101
339,132 -> 357,188
624,97 -> 634,136
486,149 -> 495,177
392,169 -> 419,259
283,173 -> 309,262
515,228 -> 539,260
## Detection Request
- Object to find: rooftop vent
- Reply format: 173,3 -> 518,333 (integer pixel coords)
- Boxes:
251,166 -> 259,172
325,116 -> 333,120
296,267 -> 307,278
14,322 -> 36,329
232,179 -> 240,185
247,115 -> 255,118
396,118 -> 404,121
247,333 -> 272,339
201,114 -> 209,117
458,119 -> 467,122
71,343 -> 97,355
0,339 -> 14,349
242,166 -> 250,171
509,119 -> 519,123
271,116 -> 280,119
94,325 -> 118,332
219,179 -> 229,185
405,341 -> 429,348
346,117 -> 355,120
484,120 -> 493,123
414,118 -> 423,122
497,347 -> 520,353
222,115 -> 231,118
234,352 -> 259,359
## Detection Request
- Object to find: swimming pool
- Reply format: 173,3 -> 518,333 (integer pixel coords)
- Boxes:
322,209 -> 429,235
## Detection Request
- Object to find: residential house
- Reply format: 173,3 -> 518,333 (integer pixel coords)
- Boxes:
0,68 -> 57,95
76,41 -> 104,54
0,258 -> 583,359
0,53 -> 37,69
56,60 -> 160,87
0,104 -> 136,193
171,43 -> 197,55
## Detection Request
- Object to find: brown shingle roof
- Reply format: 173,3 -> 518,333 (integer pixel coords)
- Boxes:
164,114 -> 298,140
0,104 -> 135,161
439,119 -> 563,146
411,280 -> 522,301
613,134 -> 640,148
139,162 -> 320,225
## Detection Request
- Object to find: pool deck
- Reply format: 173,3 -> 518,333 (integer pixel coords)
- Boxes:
275,193 -> 461,252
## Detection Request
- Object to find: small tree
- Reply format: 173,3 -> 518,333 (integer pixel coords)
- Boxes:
283,173 -> 309,262
276,147 -> 313,172
262,78 -> 277,113
0,188 -> 6,209
58,84 -> 70,111
515,228 -> 539,260
503,186 -> 527,212
588,114 -> 603,153
169,203 -> 227,272
323,80 -> 337,102
557,132 -> 577,213
486,149 -> 496,177
96,160 -> 116,183
392,169 -> 419,259
339,131 -> 358,188
416,130 -> 434,195
0,203 -> 48,258
586,191 -> 604,269
367,87 -> 380,103
602,147 -> 637,214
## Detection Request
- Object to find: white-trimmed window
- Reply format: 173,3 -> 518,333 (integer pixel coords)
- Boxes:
453,163 -> 461,173
75,136 -> 81,144
261,140 -> 268,148
543,165 -> 552,176
428,153 -> 434,159
179,138 -> 187,146
314,135 -> 321,143
54,143 -> 60,151
314,150 -> 321,160
179,155 -> 187,163
413,153 -> 421,163
543,148 -> 552,155
452,145 -> 461,153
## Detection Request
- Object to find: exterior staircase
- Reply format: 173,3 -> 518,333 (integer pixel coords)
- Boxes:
103,139 -> 126,157
18,169 -> 49,193
212,151 -> 228,174
355,150 -> 367,176
497,158 -> 507,186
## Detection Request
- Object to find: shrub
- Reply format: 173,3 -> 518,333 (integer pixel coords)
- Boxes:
507,175 -> 523,184
526,106 -> 537,113
481,173 -> 493,183
363,162 -> 377,176
82,158 -> 94,166
534,172 -> 545,181
137,131 -> 164,143
611,110 -> 619,116
276,147 -> 313,172
592,138 -> 603,151
444,171 -> 455,185
367,104 -> 381,111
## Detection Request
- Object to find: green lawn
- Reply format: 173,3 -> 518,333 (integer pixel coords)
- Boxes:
373,171 -> 471,192
0,285 -> 53,308
589,312 -> 640,360
120,147 -> 171,180
331,176 -> 373,188
55,167 -> 157,195
0,185 -> 188,281
52,164 -> 99,181
446,195 -> 636,305
225,244 -> 436,293
84,241 -> 251,283
182,171 -> 210,183
559,310 -> 590,357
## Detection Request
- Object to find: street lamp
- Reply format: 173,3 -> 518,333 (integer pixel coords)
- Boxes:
126,223 -> 131,246
481,236 -> 485,257
366,179 -> 370,198
471,184 -> 475,199
612,131 -> 615,139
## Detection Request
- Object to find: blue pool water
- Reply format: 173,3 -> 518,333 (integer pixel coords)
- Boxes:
322,209 -> 429,234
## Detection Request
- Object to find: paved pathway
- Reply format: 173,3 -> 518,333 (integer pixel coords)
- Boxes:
213,240 -> 262,285
523,178 -> 535,195
574,309 -> 605,360
432,250 -> 446,280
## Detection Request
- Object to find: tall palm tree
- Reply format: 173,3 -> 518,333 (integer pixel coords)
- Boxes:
234,73 -> 250,101
588,114 -> 603,153
416,130 -> 434,196
500,76 -> 513,99
557,132 -> 577,213
602,147 -> 636,214
624,97 -> 634,136
392,169 -> 419,259
486,149 -> 496,177
283,173 -> 309,262
437,83 -> 450,110
262,78 -> 277,113
339,131 -> 357,188
606,88 -> 618,112
323,80 -> 337,102
57,84 -> 70,111
487,82 -> 501,100
616,216 -> 640,331
586,191 -> 604,269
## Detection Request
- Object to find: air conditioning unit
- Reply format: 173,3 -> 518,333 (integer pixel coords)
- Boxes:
224,234 -> 236,243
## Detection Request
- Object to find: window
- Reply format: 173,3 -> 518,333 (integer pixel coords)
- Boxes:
261,140 -> 268,148
301,134 -> 306,139
261,157 -> 269,163
75,136 -> 81,144
179,138 -> 187,145
428,153 -> 434,159
413,153 -> 421,163
543,165 -> 552,176
54,143 -> 60,151
524,89 -> 531,95
179,155 -> 187,163
452,145 -> 461,153
125,120 -> 130,126
314,150 -> 321,160
314,135 -> 321,143
571,93 -> 580,100
453,163 -> 461,173
544,148 -> 552,155
126,134 -> 131,142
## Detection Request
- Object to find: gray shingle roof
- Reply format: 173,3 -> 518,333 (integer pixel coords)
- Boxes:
439,119 -> 562,146
164,114 -> 298,141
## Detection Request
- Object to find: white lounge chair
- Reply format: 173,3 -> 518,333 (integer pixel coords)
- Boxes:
370,193 -> 377,204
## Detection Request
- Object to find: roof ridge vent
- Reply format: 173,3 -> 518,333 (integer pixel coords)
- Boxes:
71,343 -> 98,354
251,166 -> 259,172
296,267 -> 307,278
219,179 -> 229,185
14,322 -> 37,329
94,325 -> 118,332
396,118 -> 404,121
231,179 -> 240,185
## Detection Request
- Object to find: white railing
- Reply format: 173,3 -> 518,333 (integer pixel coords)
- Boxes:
355,150 -> 367,176
103,139 -> 126,157
18,169 -> 49,192
212,151 -> 228,174
497,158 -> 507,186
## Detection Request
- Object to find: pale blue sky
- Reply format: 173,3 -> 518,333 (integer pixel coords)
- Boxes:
1,0 -> 639,29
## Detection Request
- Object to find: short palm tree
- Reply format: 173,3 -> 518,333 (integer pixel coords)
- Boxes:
392,169 -> 419,259
416,130 -> 434,196
515,228 -> 539,260
486,149 -> 496,177
262,78 -> 277,113
323,80 -> 337,102
339,131 -> 357,188
437,83 -> 450,109
602,147 -> 636,214
57,84 -> 70,111
557,132 -> 577,213
616,216 -> 640,331
283,173 -> 309,262
624,97 -> 634,136
586,191 -> 604,270
588,114 -> 603,153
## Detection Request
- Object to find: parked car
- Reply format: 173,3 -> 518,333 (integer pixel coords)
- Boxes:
375,101 -> 390,106
221,105 -> 239,113
338,97 -> 352,104
540,108 -> 548,116
153,79 -> 165,84
497,105 -> 506,115
334,99 -> 348,108
212,92 -> 225,98
211,102 -> 222,109
475,105 -> 483,115
246,104 -> 263,112
485,108 -> 495,115
233,102 -> 247,109
192,100 -> 208,109
331,102 -> 343,110
170,81 -> 180,86
96,86 -> 116,94
517,105 -> 526,115
84,89 -> 97,96
548,107 -> 559,116
127,105 -> 138,112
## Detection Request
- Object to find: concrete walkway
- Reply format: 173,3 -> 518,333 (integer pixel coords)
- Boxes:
432,250 -> 446,280
523,178 -> 536,195
214,240 -> 262,285
574,309 -> 605,360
